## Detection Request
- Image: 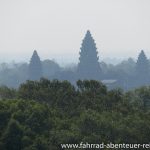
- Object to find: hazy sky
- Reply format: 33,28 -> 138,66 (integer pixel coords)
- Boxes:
0,0 -> 150,65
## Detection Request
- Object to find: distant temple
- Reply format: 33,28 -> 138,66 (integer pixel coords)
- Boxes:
29,50 -> 43,80
27,31 -> 150,90
77,30 -> 101,80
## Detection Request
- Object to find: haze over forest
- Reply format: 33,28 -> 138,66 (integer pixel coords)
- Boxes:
0,0 -> 150,65
0,0 -> 150,89
0,1 -> 150,149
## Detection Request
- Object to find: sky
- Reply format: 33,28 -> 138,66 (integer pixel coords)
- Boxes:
0,0 -> 150,65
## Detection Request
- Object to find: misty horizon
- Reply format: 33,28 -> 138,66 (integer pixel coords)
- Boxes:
1,0 -> 150,64
0,53 -> 139,67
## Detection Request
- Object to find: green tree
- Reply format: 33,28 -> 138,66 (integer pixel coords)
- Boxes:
1,119 -> 23,150
0,86 -> 16,100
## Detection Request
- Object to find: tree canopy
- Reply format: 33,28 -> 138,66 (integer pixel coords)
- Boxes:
0,79 -> 150,149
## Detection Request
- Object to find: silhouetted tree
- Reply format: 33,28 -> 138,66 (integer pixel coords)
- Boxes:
28,50 -> 42,80
77,30 -> 101,80
42,59 -> 61,78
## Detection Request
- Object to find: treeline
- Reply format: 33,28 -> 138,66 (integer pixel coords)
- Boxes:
0,55 -> 144,88
1,31 -> 150,90
0,59 -> 61,88
0,54 -> 148,90
0,79 -> 150,150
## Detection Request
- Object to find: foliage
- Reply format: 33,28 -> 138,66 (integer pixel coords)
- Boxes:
0,99 -> 53,150
0,86 -> 16,100
0,79 -> 150,149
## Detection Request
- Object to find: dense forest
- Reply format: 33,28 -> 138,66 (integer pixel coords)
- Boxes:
1,0 -> 150,149
0,78 -> 150,149
0,31 -> 150,149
